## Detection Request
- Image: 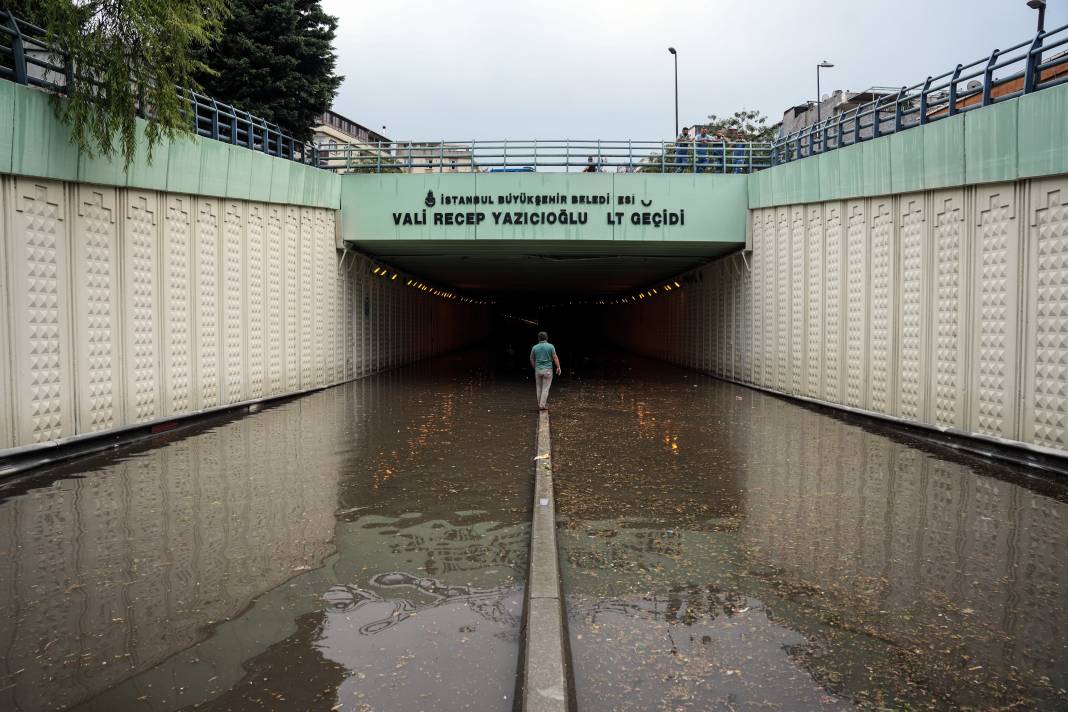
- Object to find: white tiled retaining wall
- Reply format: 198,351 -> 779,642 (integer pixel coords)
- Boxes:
0,176 -> 487,455
605,176 -> 1068,455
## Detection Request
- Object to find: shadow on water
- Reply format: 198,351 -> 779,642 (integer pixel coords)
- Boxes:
0,352 -> 535,712
550,352 -> 1068,711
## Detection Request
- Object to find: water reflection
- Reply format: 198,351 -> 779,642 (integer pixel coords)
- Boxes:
0,390 -> 349,712
552,359 -> 1068,711
0,355 -> 534,712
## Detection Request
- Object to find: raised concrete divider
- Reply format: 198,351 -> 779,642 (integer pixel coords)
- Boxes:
522,411 -> 571,712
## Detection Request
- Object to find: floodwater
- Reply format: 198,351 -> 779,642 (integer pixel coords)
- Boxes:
2,348 -> 1068,712
0,354 -> 534,712
550,354 -> 1068,711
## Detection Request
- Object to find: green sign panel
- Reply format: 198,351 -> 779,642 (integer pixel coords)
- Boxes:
340,173 -> 748,244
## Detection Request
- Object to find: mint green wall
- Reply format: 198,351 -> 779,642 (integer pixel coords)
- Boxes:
0,82 -> 339,208
339,172 -> 749,243
5,78 -> 1067,218
748,81 -> 1068,208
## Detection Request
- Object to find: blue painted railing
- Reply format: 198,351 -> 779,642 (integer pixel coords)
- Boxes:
4,7 -> 1066,173
773,23 -> 1068,164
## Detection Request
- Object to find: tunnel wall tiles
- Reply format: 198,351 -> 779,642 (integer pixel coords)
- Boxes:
748,81 -> 1068,209
608,173 -> 1068,456
0,176 -> 488,455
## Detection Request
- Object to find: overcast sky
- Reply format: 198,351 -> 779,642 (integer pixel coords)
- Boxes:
321,0 -> 1067,140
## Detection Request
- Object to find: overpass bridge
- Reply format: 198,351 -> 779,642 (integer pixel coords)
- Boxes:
2,17 -> 1068,712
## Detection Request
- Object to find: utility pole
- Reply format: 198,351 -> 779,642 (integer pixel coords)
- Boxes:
816,61 -> 834,123
668,47 -> 678,137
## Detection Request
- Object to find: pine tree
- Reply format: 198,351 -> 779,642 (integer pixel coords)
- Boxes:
194,0 -> 343,142
6,0 -> 227,166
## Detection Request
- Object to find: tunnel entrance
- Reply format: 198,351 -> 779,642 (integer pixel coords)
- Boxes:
342,171 -> 752,366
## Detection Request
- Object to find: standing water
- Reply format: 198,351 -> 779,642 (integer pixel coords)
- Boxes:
551,354 -> 1068,711
0,354 -> 534,712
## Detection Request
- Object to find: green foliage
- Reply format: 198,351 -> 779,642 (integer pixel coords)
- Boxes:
194,0 -> 343,142
701,109 -> 781,143
9,0 -> 227,167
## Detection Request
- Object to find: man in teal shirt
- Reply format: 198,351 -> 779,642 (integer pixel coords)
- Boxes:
529,331 -> 561,410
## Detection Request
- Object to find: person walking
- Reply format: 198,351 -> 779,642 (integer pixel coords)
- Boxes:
530,331 -> 561,411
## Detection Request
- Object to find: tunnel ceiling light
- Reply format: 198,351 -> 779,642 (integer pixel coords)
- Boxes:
674,281 -> 681,288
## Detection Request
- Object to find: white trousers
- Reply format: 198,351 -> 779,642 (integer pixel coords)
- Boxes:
535,368 -> 553,408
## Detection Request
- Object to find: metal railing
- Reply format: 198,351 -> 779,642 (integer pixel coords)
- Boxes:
0,9 -> 319,165
5,4 -> 1066,174
317,139 -> 773,174
773,22 -> 1068,164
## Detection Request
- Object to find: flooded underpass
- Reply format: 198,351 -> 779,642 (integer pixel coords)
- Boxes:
550,355 -> 1068,711
0,354 -> 534,712
1,347 -> 1068,711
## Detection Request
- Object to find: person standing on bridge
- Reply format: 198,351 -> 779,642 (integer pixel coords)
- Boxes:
674,127 -> 692,172
530,332 -> 561,411
695,126 -> 711,173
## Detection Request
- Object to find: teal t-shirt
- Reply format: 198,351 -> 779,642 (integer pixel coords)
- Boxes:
531,342 -> 556,370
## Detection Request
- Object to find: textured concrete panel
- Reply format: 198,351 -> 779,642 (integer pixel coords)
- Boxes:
823,202 -> 844,403
246,204 -> 266,400
751,210 -> 769,385
299,208 -> 316,389
970,184 -> 1021,440
265,205 -> 285,396
284,206 -> 301,393
72,186 -> 122,433
775,207 -> 791,392
123,191 -> 162,423
930,190 -> 967,431
0,182 -> 9,449
222,201 -> 246,405
789,206 -> 806,394
845,200 -> 869,409
1025,177 -> 1068,450
0,169 -> 491,461
868,199 -> 895,415
314,210 -> 329,386
8,178 -> 72,444
162,195 -> 194,416
897,194 -> 927,422
194,197 -> 221,410
805,204 -> 823,398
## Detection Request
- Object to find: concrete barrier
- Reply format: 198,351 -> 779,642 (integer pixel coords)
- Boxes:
522,411 -> 571,712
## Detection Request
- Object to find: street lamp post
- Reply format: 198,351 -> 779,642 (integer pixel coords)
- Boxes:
1027,0 -> 1046,33
668,47 -> 678,137
816,61 -> 834,124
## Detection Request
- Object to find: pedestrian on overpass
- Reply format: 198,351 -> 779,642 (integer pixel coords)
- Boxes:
674,127 -> 692,172
530,332 -> 562,411
695,126 -> 711,173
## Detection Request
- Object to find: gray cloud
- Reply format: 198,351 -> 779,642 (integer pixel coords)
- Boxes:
322,0 -> 1066,141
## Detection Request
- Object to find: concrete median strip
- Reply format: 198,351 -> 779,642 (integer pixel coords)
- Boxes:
522,411 -> 571,712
